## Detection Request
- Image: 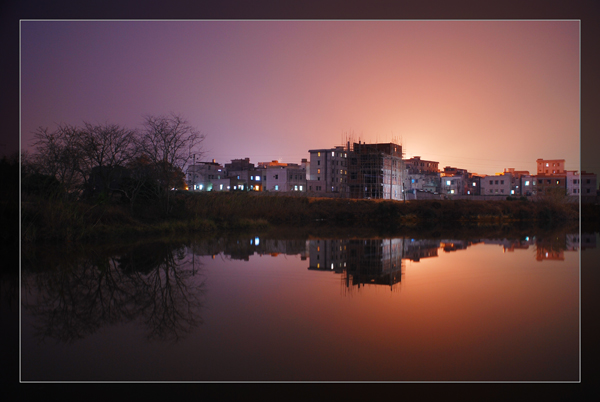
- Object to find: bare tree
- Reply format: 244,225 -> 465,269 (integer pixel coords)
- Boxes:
32,124 -> 84,196
78,122 -> 137,197
137,113 -> 205,214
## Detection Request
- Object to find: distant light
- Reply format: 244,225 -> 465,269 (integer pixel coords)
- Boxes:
526,237 -> 529,241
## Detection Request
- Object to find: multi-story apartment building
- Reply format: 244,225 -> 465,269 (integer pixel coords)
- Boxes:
225,158 -> 263,191
348,142 -> 405,200
260,160 -> 307,192
440,166 -> 469,195
307,146 -> 348,196
405,156 -> 440,194
186,160 -> 230,191
480,174 -> 512,196
536,159 -> 565,175
520,174 -> 535,196
405,156 -> 439,174
534,175 -> 567,196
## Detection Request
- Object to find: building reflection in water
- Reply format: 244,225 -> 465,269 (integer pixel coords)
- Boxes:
306,232 -> 595,290
308,238 -> 441,292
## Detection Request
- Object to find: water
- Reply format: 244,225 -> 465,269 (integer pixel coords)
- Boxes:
20,230 -> 590,381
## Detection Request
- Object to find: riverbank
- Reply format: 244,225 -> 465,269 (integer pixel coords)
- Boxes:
19,191 -> 595,244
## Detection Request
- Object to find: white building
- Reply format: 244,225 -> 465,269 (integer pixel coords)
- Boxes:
186,160 -> 229,191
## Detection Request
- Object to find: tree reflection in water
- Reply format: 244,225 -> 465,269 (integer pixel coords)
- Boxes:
22,241 -> 205,344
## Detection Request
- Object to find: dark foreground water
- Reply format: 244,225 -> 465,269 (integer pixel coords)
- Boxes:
20,230 -> 591,382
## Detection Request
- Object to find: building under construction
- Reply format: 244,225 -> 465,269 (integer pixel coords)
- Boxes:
347,141 -> 406,200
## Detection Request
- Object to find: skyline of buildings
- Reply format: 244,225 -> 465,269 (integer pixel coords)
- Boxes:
184,139 -> 598,200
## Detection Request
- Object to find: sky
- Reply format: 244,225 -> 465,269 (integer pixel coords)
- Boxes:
20,20 -> 580,176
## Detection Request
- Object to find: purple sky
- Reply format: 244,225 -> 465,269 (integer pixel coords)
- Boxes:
20,20 -> 580,175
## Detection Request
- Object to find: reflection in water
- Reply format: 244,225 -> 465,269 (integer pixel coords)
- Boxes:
22,242 -> 206,344
22,231 -> 591,346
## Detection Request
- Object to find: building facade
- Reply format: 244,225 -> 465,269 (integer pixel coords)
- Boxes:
307,146 -> 348,196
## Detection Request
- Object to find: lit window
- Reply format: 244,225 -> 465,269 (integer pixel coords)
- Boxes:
256,176 -> 261,181
472,182 -> 476,186
240,185 -> 244,190
511,190 -> 515,194
546,163 -> 549,167
318,169 -> 321,174
294,185 -> 298,191
275,185 -> 279,190
220,184 -> 223,190
255,185 -> 259,191
299,186 -> 303,191
446,180 -> 451,186
199,184 -> 203,190
317,152 -> 321,157
237,175 -> 240,179
525,181 -> 529,186
233,186 -> 237,190
450,189 -> 454,194
332,151 -> 335,156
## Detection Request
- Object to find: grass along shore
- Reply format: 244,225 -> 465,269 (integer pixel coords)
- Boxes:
19,191 -> 590,244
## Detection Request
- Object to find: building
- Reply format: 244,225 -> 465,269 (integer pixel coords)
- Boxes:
520,174 -> 535,196
480,174 -> 512,196
225,158 -> 263,191
536,159 -> 565,175
260,160 -> 307,192
503,168 -> 530,196
440,166 -> 469,195
405,156 -> 439,174
348,142 -> 405,200
186,160 -> 230,191
307,146 -> 348,196
534,174 -> 567,196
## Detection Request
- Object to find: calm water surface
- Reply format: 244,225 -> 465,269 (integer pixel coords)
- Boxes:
21,231 -> 589,381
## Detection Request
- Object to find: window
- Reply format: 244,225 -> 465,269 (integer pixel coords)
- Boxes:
299,186 -> 303,191
489,189 -> 493,193
332,151 -> 335,157
317,152 -> 321,157
294,185 -> 298,191
275,185 -> 279,191
237,175 -> 240,179
500,180 -> 504,185
275,174 -> 278,179
525,181 -> 530,186
446,180 -> 451,186
317,177 -> 320,181
546,163 -> 549,167
317,160 -> 320,165
587,189 -> 591,193
511,190 -> 515,194
415,179 -> 419,183
220,184 -> 223,190
495,180 -> 499,185
255,176 -> 261,181
490,180 -> 493,185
